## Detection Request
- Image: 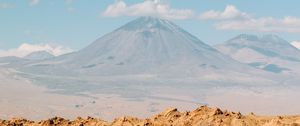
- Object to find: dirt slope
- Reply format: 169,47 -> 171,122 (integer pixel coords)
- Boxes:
1,106 -> 300,126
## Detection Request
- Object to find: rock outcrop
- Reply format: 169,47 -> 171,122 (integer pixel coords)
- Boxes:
1,106 -> 300,126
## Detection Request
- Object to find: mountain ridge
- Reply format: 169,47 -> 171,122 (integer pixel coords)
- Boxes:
24,51 -> 55,60
215,34 -> 300,74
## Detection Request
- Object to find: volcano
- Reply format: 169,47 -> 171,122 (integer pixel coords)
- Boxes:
15,16 -> 284,90
23,17 -> 256,77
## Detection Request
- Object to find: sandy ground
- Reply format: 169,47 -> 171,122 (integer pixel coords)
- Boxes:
0,68 -> 198,121
205,88 -> 300,116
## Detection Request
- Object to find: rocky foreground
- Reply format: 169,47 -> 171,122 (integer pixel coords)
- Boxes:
1,106 -> 300,126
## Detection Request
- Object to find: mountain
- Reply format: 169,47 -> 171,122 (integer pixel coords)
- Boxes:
69,17 -> 246,75
0,51 -> 54,67
21,17 -> 283,81
0,56 -> 25,66
215,34 -> 300,74
13,17 -> 289,98
22,17 -> 258,77
24,51 -> 54,60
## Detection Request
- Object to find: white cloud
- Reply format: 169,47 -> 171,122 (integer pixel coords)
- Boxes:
0,43 -> 73,58
200,5 -> 251,20
200,5 -> 300,33
215,16 -> 300,33
102,0 -> 195,20
291,41 -> 300,49
29,0 -> 40,6
29,0 -> 73,6
0,3 -> 13,9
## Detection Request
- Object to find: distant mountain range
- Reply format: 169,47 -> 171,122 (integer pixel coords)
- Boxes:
215,34 -> 300,74
24,51 -> 54,60
21,17 -> 257,77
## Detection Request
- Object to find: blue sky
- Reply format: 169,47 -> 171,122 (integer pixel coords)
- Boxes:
1,0 -> 300,56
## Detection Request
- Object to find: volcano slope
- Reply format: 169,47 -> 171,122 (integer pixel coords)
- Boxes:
1,106 -> 300,126
215,34 -> 300,74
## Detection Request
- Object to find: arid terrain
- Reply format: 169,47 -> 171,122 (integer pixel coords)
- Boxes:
1,106 -> 300,126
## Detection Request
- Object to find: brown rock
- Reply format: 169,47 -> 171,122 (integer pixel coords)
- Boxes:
1,106 -> 300,126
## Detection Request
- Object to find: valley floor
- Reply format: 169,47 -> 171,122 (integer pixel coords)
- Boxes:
0,68 -> 198,121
